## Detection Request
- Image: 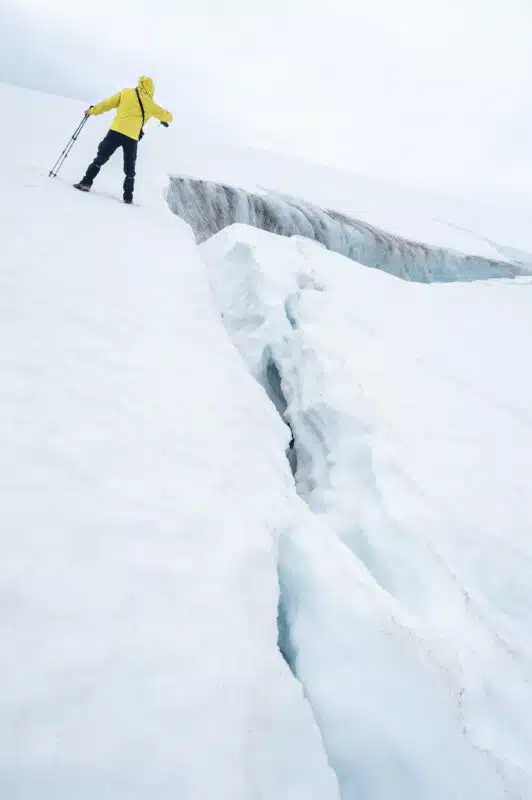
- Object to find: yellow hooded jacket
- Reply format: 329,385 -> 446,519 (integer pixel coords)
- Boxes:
89,77 -> 173,141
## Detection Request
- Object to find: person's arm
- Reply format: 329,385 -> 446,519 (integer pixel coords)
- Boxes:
150,102 -> 173,124
87,92 -> 122,116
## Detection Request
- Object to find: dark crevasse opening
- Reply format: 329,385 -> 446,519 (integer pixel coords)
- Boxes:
276,571 -> 297,677
264,353 -> 287,418
260,352 -> 302,672
263,350 -> 298,478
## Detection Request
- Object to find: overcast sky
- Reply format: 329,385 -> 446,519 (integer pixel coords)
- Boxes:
2,0 -> 531,199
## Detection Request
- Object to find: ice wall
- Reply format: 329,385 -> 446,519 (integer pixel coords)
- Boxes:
167,176 -> 528,283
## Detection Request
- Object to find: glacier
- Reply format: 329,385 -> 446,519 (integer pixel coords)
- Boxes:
2,80 -> 532,800
167,175 -> 530,283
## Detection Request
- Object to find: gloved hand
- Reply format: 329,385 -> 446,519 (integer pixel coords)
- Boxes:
161,121 -> 170,128
84,106 -> 93,117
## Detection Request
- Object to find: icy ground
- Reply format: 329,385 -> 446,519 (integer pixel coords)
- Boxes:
1,81 -> 532,799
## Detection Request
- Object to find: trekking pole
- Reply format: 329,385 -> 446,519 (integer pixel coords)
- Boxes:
48,115 -> 89,178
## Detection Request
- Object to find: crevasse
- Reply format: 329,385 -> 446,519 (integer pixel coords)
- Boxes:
167,176 -> 529,283
200,224 -> 532,799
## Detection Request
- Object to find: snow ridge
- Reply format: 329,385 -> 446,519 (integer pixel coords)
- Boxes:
167,176 -> 529,283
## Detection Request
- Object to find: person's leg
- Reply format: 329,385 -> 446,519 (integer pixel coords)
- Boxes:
79,131 -> 121,188
122,137 -> 138,203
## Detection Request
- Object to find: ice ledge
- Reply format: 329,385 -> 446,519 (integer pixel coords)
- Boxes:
167,175 -> 530,283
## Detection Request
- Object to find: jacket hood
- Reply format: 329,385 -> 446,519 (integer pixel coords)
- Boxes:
137,76 -> 154,97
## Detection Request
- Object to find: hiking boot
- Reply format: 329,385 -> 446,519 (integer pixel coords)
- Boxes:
123,197 -> 133,205
74,182 -> 91,192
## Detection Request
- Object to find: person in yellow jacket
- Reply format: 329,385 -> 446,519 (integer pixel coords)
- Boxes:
74,76 -> 173,204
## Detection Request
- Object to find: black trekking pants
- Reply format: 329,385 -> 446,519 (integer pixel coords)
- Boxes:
82,130 -> 138,201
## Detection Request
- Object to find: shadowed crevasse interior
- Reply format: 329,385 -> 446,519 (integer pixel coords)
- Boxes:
167,176 -> 530,283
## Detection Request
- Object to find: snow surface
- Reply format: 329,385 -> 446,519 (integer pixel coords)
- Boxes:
0,83 -> 339,800
2,80 -> 532,799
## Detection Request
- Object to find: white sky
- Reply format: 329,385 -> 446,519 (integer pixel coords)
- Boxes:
2,0 -> 531,199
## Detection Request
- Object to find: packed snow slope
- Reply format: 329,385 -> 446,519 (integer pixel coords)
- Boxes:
2,81 -> 532,800
0,82 -> 339,800
167,176 -> 529,282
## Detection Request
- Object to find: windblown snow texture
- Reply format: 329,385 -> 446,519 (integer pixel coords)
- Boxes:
167,176 -> 529,283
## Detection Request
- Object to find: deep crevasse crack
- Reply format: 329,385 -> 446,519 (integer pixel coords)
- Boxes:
198,223 -> 531,799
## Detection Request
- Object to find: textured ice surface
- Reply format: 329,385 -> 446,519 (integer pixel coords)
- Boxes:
168,176 -> 530,283
202,224 -> 532,799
